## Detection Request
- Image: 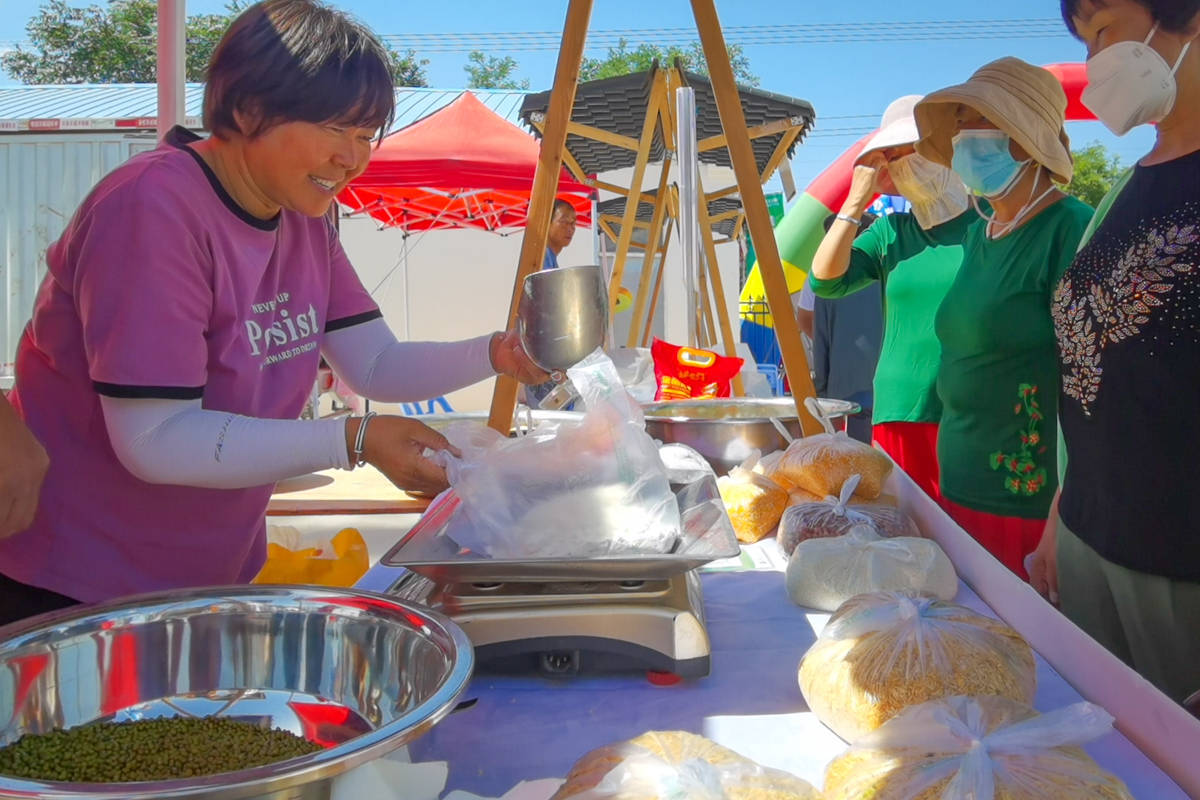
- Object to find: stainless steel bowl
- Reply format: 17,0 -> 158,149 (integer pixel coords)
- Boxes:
642,397 -> 860,475
0,585 -> 473,800
517,265 -> 609,371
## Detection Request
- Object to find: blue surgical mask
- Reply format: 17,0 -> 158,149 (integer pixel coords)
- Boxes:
951,129 -> 1030,198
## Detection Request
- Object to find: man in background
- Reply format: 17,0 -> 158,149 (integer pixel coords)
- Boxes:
542,198 -> 577,269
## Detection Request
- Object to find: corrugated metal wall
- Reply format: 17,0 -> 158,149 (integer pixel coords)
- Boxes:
0,133 -> 156,370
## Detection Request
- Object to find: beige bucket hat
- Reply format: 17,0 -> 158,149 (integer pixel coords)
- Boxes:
914,57 -> 1074,184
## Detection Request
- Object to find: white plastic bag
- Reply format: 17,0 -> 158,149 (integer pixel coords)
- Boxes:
777,475 -> 918,555
823,696 -> 1133,799
550,731 -> 818,800
798,592 -> 1037,742
434,350 -> 680,559
658,442 -> 716,485
785,525 -> 957,611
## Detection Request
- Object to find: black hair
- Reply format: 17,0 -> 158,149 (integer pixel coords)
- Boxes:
1061,0 -> 1200,37
552,198 -> 576,218
204,0 -> 395,140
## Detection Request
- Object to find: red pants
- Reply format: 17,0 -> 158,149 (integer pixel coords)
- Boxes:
942,498 -> 1045,580
873,421 -> 941,504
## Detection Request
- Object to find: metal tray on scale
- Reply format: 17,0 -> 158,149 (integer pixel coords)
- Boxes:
379,475 -> 740,583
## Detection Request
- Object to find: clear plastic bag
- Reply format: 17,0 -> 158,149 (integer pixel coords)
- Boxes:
658,442 -> 717,485
550,731 -> 818,800
798,592 -> 1037,742
717,454 -> 789,543
823,695 -> 1133,799
433,350 -> 680,559
772,432 -> 893,499
785,526 -> 958,611
777,476 -> 918,555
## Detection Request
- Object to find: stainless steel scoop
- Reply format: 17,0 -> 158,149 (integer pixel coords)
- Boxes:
517,265 -> 609,373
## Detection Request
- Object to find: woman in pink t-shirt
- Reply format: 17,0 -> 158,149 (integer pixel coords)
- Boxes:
0,0 -> 547,623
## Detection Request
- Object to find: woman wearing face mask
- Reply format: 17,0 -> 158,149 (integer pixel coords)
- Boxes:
809,95 -> 976,504
1027,0 -> 1200,703
912,58 -> 1094,580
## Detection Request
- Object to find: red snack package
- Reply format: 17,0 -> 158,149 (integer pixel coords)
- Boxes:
651,338 -> 744,401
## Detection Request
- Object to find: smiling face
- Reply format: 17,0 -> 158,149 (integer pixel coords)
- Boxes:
236,116 -> 377,218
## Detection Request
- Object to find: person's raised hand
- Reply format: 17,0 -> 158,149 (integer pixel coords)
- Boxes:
346,415 -> 458,497
0,398 -> 48,540
490,329 -> 551,385
844,150 -> 889,215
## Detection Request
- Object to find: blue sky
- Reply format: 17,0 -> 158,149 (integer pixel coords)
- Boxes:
0,0 -> 1156,191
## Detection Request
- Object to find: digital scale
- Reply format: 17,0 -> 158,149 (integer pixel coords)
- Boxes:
379,477 -> 738,679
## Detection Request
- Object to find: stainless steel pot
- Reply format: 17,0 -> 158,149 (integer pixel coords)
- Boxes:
0,585 -> 473,800
642,397 -> 860,475
517,265 -> 608,372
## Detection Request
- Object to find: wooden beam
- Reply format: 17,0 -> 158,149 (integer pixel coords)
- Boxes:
697,116 -> 804,153
697,251 -> 719,348
590,179 -> 658,205
710,209 -> 741,225
759,127 -> 802,184
696,174 -> 744,396
598,217 -> 619,243
607,70 -> 666,314
627,157 -> 673,347
529,116 -> 640,151
641,224 -> 671,347
487,0 -> 592,433
692,0 -> 820,434
705,185 -> 739,202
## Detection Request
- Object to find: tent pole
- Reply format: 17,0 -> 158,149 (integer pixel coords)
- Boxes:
156,0 -> 186,140
691,0 -> 819,432
486,0 -> 592,434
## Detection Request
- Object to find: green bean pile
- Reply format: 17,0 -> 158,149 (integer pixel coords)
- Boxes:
0,716 -> 323,783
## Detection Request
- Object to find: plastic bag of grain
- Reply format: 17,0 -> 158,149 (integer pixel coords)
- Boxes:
798,592 -> 1036,742
823,695 -> 1133,799
785,526 -> 957,611
771,432 -> 892,499
777,476 -> 918,555
717,457 -> 788,543
550,730 -> 818,800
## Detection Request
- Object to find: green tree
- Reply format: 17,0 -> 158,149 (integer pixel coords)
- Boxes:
1066,141 -> 1126,208
579,38 -> 758,86
463,50 -> 529,90
3,0 -> 428,86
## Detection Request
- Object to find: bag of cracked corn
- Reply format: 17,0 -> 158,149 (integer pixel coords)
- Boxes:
798,592 -> 1036,742
717,460 -> 788,543
778,475 -> 918,556
550,730 -> 818,800
771,432 -> 892,499
822,695 -> 1133,800
786,526 -> 958,612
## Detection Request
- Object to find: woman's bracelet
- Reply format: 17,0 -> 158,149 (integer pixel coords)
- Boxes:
352,411 -> 376,468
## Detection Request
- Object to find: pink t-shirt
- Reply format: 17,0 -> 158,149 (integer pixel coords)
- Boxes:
0,127 -> 378,603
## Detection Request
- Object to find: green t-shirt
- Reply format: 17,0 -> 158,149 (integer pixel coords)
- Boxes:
935,196 -> 1093,519
808,210 -> 977,425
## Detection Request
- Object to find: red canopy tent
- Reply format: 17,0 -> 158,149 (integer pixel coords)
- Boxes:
338,91 -> 592,233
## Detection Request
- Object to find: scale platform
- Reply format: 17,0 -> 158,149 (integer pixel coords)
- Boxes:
380,476 -> 738,679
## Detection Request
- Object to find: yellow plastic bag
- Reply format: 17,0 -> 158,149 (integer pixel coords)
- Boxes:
253,526 -> 369,588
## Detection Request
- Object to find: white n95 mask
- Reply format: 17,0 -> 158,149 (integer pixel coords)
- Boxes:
1082,23 -> 1193,136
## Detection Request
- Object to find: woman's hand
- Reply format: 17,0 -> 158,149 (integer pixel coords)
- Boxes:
0,395 -> 49,539
1028,514 -> 1060,606
489,329 -> 550,385
843,151 -> 888,215
346,415 -> 459,496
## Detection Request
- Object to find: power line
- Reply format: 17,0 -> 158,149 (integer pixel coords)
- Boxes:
378,18 -> 1067,53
